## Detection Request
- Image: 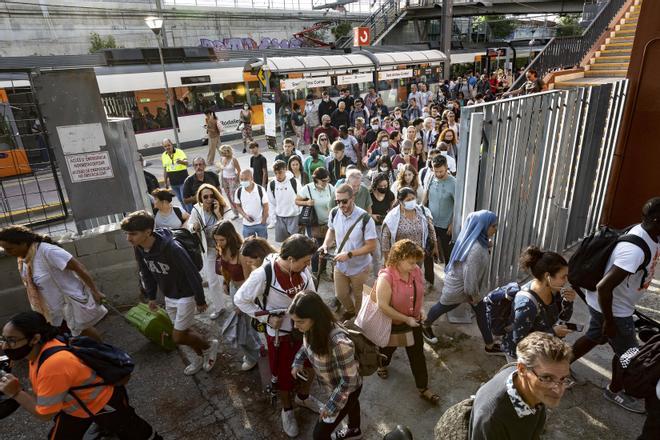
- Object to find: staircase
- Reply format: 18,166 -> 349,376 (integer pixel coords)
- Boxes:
338,0 -> 408,48
554,0 -> 641,88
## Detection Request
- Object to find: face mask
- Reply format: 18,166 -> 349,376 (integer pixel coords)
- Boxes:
380,141 -> 389,149
243,105 -> 249,110
323,97 -> 329,102
371,124 -> 379,131
4,342 -> 33,361
380,166 -> 389,172
376,187 -> 388,194
239,181 -> 250,188
403,200 -> 417,211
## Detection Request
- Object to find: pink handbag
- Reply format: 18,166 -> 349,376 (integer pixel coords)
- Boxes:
354,284 -> 392,347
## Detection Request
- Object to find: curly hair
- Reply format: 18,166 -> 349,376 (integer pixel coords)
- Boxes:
386,239 -> 424,267
0,225 -> 56,246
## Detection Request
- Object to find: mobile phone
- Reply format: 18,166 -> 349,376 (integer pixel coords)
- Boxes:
565,322 -> 584,332
296,370 -> 308,382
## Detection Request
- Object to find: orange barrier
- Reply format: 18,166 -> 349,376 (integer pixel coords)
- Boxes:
0,149 -> 32,178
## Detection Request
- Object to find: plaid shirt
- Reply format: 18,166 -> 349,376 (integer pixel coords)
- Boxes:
293,328 -> 362,416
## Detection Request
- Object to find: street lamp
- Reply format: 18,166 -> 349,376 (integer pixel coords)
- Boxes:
145,16 -> 181,148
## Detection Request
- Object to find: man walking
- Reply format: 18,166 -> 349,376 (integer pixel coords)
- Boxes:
182,157 -> 220,206
234,169 -> 269,239
161,138 -> 190,212
423,155 -> 456,265
268,160 -> 300,243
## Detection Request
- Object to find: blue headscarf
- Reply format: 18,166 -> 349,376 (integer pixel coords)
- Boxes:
445,210 -> 498,273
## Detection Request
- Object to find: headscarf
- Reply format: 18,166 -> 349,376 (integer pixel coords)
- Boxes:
446,210 -> 497,273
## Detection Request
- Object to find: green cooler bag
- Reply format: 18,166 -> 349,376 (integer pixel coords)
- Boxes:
125,303 -> 176,351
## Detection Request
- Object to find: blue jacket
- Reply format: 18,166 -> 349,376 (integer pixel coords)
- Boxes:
134,229 -> 205,305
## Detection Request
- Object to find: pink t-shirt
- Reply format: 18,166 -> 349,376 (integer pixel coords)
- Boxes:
380,266 -> 424,322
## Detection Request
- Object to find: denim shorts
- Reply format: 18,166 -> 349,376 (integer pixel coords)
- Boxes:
585,305 -> 638,355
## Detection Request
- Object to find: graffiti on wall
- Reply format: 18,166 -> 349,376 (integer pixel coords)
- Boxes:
200,37 -> 308,51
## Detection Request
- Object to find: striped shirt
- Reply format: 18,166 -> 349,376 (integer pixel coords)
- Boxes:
293,327 -> 362,416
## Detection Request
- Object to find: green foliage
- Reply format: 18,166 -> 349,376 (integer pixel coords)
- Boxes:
556,14 -> 582,37
332,21 -> 352,40
89,32 -> 117,53
474,15 -> 518,40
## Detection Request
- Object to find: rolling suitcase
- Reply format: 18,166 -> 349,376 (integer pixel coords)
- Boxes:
120,302 -> 177,351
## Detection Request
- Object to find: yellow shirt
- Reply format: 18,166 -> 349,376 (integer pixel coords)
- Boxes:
161,148 -> 188,173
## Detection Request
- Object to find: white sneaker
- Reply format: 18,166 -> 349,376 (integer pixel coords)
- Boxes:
203,339 -> 220,372
240,355 -> 258,371
281,408 -> 299,438
184,354 -> 203,376
294,394 -> 323,414
209,309 -> 224,320
267,222 -> 276,229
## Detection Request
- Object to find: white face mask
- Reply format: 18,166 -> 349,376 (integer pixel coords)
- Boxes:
403,200 -> 417,211
380,166 -> 389,172
380,141 -> 389,149
371,124 -> 379,130
239,181 -> 250,188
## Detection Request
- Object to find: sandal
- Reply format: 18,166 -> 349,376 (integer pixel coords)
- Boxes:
419,388 -> 440,405
377,367 -> 389,379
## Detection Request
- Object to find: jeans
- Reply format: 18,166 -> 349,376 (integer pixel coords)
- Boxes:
380,326 -> 428,389
313,386 -> 361,440
585,305 -> 638,355
242,223 -> 268,239
425,299 -> 493,345
434,226 -> 453,264
171,184 -> 191,213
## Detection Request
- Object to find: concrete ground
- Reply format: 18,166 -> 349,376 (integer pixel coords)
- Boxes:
3,139 -> 658,439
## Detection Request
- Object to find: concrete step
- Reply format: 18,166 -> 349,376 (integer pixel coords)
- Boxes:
589,63 -> 628,70
606,41 -> 633,47
600,49 -> 632,56
619,22 -> 637,28
607,37 -> 635,44
584,70 -> 627,77
614,29 -> 636,37
593,56 -> 630,64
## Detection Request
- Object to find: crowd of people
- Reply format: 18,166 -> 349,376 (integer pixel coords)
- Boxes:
0,80 -> 657,440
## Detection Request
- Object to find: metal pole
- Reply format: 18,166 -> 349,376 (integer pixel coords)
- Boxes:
156,33 -> 181,148
441,0 -> 453,80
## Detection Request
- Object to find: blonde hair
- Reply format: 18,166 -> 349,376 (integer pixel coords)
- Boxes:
386,239 -> 424,267
395,164 -> 419,191
219,144 -> 233,158
195,183 -> 229,211
516,332 -> 573,368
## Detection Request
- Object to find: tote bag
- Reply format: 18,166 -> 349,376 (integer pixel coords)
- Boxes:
354,284 -> 391,347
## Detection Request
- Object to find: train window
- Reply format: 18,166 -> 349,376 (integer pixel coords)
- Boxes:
180,82 -> 250,112
101,89 -> 174,134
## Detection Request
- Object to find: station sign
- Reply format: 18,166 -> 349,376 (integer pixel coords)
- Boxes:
280,76 -> 331,91
65,151 -> 114,183
337,72 -> 373,86
257,68 -> 268,88
262,93 -> 277,137
353,27 -> 371,47
378,69 -> 413,81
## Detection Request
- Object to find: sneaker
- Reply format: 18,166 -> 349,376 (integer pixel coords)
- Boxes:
484,343 -> 505,356
332,427 -> 362,440
184,354 -> 203,376
281,408 -> 299,438
422,325 -> 438,344
240,356 -> 258,372
209,309 -> 224,320
203,339 -> 220,372
294,394 -> 323,414
267,222 -> 276,229
603,388 -> 646,414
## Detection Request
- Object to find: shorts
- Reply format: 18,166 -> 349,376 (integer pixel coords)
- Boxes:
165,296 -> 197,331
585,305 -> 638,355
265,333 -> 306,392
275,216 -> 299,242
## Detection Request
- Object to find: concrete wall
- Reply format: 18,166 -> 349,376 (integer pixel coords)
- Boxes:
0,224 -> 140,324
0,0 -> 364,56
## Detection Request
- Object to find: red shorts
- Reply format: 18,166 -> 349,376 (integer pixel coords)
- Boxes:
266,333 -> 305,392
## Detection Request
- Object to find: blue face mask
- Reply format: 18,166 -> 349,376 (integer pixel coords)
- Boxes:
403,200 -> 417,211
239,181 -> 250,188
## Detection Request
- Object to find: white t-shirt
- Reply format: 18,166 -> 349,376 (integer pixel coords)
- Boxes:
234,184 -> 267,226
267,178 -> 299,218
441,152 -> 457,174
22,243 -> 86,326
585,224 -> 659,317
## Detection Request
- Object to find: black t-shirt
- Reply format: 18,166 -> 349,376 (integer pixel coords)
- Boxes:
250,154 -> 268,186
168,169 -> 189,186
183,171 -> 220,199
370,191 -> 394,225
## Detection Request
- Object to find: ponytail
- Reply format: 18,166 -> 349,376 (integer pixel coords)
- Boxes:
519,246 -> 567,280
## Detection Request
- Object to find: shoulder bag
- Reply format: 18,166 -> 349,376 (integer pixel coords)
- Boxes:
298,186 -> 318,226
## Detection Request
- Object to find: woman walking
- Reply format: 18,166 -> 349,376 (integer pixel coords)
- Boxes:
0,226 -> 107,341
421,210 -> 501,354
291,103 -> 306,150
289,291 -> 363,440
390,164 -> 424,202
218,145 -> 241,219
374,239 -> 440,405
287,155 -> 309,188
188,184 -> 231,319
239,103 -> 253,153
204,110 -> 223,164
370,173 -> 395,277
152,188 -> 189,229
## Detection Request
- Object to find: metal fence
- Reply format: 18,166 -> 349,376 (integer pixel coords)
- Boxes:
453,81 -> 628,288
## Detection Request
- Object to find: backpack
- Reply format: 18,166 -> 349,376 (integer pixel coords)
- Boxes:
568,225 -> 651,291
153,207 -> 184,224
338,321 -> 385,376
484,283 -> 542,337
434,397 -> 474,440
269,178 -> 297,200
170,228 -> 204,271
618,333 -> 660,398
236,184 -> 264,203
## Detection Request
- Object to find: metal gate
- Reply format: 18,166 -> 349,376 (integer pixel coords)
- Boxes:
0,72 -> 68,230
453,81 -> 628,288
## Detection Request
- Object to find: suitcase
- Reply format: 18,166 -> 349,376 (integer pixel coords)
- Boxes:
124,303 -> 177,351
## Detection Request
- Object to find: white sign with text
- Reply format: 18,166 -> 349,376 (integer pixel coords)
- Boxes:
280,76 -> 331,91
65,151 -> 114,183
378,69 -> 414,81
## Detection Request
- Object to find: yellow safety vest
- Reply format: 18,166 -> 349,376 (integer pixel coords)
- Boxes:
161,149 -> 187,173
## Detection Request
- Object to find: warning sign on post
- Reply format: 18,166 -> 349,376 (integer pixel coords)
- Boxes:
65,151 -> 114,183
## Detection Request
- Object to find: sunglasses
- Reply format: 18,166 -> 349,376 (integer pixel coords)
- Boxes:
335,199 -> 350,205
202,194 -> 215,200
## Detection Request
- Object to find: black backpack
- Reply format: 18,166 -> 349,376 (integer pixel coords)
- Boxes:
269,178 -> 298,200
236,184 -> 264,202
618,333 -> 660,398
170,228 -> 204,271
568,225 -> 651,291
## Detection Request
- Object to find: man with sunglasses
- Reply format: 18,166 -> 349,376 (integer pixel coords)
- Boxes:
468,332 -> 573,440
319,184 -> 377,320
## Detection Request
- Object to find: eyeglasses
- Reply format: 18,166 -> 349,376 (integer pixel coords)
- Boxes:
529,369 -> 575,388
335,199 -> 350,205
202,194 -> 215,200
0,336 -> 26,347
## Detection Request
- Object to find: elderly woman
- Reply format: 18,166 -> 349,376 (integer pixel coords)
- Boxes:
152,188 -> 189,229
188,183 -> 231,319
422,210 -> 501,354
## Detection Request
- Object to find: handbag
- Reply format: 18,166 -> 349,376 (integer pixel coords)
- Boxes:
354,284 -> 392,347
298,186 -> 319,226
386,279 -> 418,347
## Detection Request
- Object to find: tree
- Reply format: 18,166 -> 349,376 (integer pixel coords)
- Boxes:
331,21 -> 352,40
89,32 -> 117,53
556,14 -> 582,37
474,15 -> 518,40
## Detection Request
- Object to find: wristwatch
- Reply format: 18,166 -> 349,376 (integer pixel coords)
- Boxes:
347,251 -> 354,259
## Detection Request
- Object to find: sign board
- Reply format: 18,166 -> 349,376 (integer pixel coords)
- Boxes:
353,27 -> 371,47
337,72 -> 373,86
263,101 -> 276,137
257,68 -> 268,88
56,123 -> 106,155
65,151 -> 114,183
280,76 -> 331,91
378,69 -> 414,81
